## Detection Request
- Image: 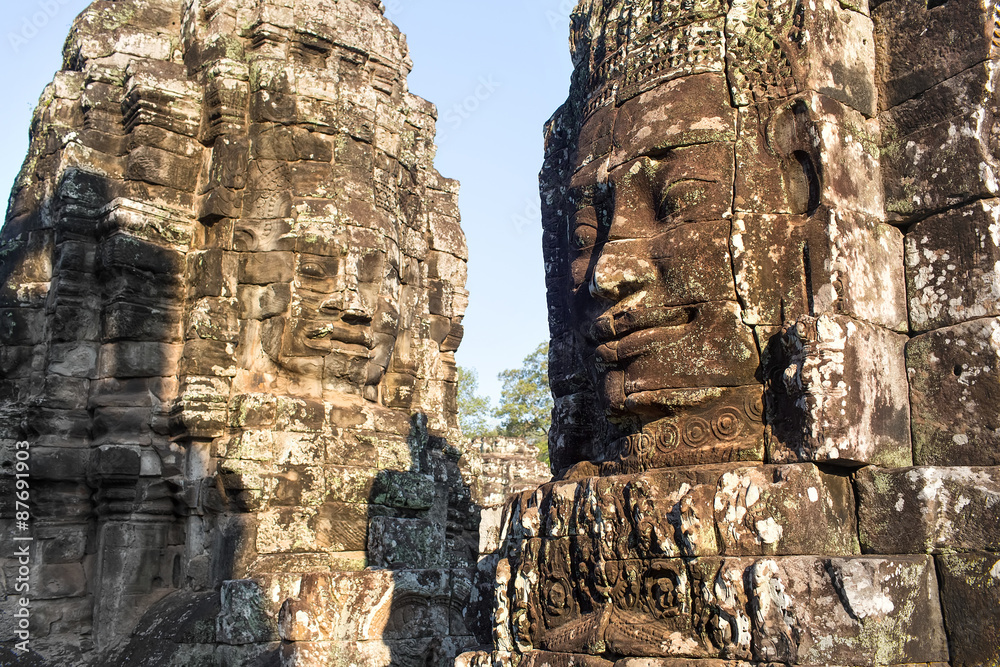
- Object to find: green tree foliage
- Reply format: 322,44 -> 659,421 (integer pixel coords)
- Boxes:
494,342 -> 553,460
457,366 -> 495,439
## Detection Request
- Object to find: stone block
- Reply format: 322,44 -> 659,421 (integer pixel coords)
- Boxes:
0,345 -> 36,379
227,393 -> 277,428
100,225 -> 188,273
695,556 -> 948,665
322,466 -> 377,504
275,396 -> 326,432
713,465 -> 859,557
237,283 -> 291,320
368,517 -> 445,570
38,375 -> 90,410
279,635 -> 470,667
524,464 -> 857,561
36,524 -> 89,564
186,297 -> 239,343
104,302 -> 184,343
732,210 -> 906,330
311,502 -> 368,552
513,552 -> 945,663
223,430 -> 275,462
736,94 -> 883,218
882,64 -> 1000,220
936,553 -> 1000,667
127,146 -> 200,192
874,0 -> 1000,110
856,466 -> 1000,553
239,251 -> 294,285
523,652 -> 614,667
98,342 -> 183,379
771,315 -> 912,467
325,430 -> 380,468
907,318 -> 1000,465
90,446 -> 142,479
611,73 -> 736,168
0,308 -> 45,346
180,340 -> 238,377
216,643 -> 281,667
279,569 -> 452,643
217,579 -> 280,645
187,249 -> 232,299
905,200 -> 1000,332
369,469 -> 436,510
265,465 -> 326,508
255,507 -> 325,554
34,563 -> 88,599
272,432 -> 325,467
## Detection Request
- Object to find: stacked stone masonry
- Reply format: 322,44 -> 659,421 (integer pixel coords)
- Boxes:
0,1 -> 479,666
464,0 -> 1000,666
2,0 -> 1000,665
466,438 -> 553,509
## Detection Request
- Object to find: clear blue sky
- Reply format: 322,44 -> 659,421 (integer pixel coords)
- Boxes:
0,1 -> 574,404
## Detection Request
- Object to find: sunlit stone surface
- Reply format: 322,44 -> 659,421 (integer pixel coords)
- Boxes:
0,1 -> 480,665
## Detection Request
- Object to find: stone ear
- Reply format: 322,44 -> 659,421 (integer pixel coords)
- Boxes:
768,100 -> 823,216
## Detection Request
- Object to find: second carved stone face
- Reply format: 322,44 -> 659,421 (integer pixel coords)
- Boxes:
564,73 -> 760,444
270,224 -> 403,397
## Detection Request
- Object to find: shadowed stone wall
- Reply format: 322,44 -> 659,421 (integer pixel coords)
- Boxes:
464,0 -> 1000,666
0,1 -> 478,665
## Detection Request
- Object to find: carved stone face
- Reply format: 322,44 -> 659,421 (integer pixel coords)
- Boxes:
568,108 -> 757,422
276,224 -> 402,396
547,0 -> 889,471
563,74 -> 761,461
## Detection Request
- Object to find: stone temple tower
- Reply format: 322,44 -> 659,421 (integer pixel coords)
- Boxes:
0,1 -> 479,665
465,0 -> 1000,665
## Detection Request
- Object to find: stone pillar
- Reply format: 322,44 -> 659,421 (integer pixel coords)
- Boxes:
0,1 -> 478,665
468,0 -> 1000,665
869,2 -> 1000,665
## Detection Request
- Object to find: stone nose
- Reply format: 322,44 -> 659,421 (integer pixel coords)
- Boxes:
320,287 -> 372,321
589,241 -> 656,303
318,263 -> 374,322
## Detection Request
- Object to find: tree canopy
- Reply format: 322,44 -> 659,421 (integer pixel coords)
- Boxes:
457,341 -> 554,461
457,366 -> 495,439
494,342 -> 553,458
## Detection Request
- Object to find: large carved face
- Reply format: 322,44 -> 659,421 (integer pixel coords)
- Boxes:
275,223 -> 402,397
547,0 -> 888,471
565,73 -> 760,430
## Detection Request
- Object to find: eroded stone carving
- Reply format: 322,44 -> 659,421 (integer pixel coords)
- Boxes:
0,1 -> 476,665
468,0 -> 1000,665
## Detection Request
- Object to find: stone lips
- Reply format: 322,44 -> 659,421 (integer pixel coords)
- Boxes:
0,0 -> 477,665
